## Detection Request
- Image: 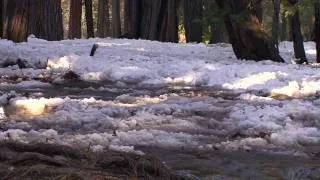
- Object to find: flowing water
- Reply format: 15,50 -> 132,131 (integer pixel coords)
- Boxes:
0,82 -> 319,179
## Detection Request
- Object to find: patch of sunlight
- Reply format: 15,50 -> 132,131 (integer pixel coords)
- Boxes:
85,95 -> 167,108
224,72 -> 278,89
165,73 -> 195,85
10,98 -> 64,117
271,81 -> 300,97
82,72 -> 104,81
306,49 -> 316,55
47,56 -> 72,69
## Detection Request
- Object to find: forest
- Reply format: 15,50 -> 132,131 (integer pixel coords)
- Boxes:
1,0 -> 320,63
0,0 -> 320,179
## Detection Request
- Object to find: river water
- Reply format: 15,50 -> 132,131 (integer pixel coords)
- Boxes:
0,82 -> 319,179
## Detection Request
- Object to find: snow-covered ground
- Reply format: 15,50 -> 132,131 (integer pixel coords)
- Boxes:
0,37 -> 319,158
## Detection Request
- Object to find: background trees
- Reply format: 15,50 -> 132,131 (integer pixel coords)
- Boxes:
0,0 -> 319,63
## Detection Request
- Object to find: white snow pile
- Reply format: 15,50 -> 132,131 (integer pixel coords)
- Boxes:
0,37 -> 319,97
0,37 -> 319,156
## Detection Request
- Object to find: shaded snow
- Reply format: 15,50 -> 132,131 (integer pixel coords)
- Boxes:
0,37 -> 319,156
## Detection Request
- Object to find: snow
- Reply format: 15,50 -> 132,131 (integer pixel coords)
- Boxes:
0,37 -> 319,157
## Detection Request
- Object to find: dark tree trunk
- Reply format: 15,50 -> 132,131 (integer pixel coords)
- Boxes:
0,0 -> 3,38
97,0 -> 110,37
159,0 -> 178,42
288,0 -> 307,64
28,0 -> 40,37
6,0 -> 29,42
208,0 -> 226,44
280,11 -> 288,41
252,0 -> 263,23
183,0 -> 203,43
210,26 -> 223,44
315,0 -> 320,63
84,0 -> 94,38
124,0 -> 130,34
38,0 -> 64,41
68,0 -> 82,39
272,0 -> 280,47
112,0 -> 121,37
215,0 -> 284,62
123,0 -> 141,38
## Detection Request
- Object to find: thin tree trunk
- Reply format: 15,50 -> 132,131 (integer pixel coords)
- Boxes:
112,0 -> 121,37
280,11 -> 287,41
183,0 -> 203,43
215,0 -> 284,62
272,0 -> 280,47
315,0 -> 320,63
210,26 -> 223,44
289,0 -> 307,64
84,0 -> 94,38
0,0 -> 3,38
68,0 -> 82,39
123,0 -> 130,34
2,0 -> 7,38
97,0 -> 110,37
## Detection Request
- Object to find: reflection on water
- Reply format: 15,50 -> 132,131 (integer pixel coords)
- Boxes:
139,147 -> 320,179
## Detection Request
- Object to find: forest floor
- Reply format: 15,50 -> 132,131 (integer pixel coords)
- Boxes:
0,37 -> 319,179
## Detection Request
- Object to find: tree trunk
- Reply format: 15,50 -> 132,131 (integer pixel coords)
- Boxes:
280,11 -> 287,41
68,0 -> 82,39
38,0 -> 64,41
97,0 -> 110,37
6,0 -> 29,42
123,0 -> 130,34
84,0 -> 94,38
215,0 -> 284,62
28,0 -> 41,37
315,0 -> 320,63
252,0 -> 263,23
159,0 -> 178,42
272,0 -> 280,47
288,0 -> 307,64
123,0 -> 141,38
183,0 -> 203,43
112,0 -> 121,37
0,0 -> 3,38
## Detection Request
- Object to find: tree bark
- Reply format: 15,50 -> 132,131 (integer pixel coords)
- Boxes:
38,0 -> 64,41
159,0 -> 178,42
112,0 -> 121,37
288,0 -> 307,64
97,0 -> 110,37
315,0 -> 320,63
6,0 -> 29,42
183,0 -> 203,43
280,11 -> 287,41
68,0 -> 82,39
28,0 -> 40,37
252,0 -> 263,23
215,0 -> 284,62
123,0 -> 141,38
272,0 -> 280,47
84,0 -> 94,38
0,0 -> 3,38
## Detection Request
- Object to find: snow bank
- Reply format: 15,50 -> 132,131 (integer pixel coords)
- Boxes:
1,37 -> 320,97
